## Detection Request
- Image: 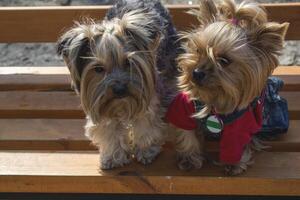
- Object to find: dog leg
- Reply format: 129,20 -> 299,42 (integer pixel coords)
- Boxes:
85,118 -> 131,170
224,144 -> 254,176
176,130 -> 205,170
224,136 -> 268,176
132,104 -> 165,165
132,116 -> 165,164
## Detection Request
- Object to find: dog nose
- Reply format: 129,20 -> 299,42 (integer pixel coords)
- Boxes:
192,68 -> 206,82
112,83 -> 128,98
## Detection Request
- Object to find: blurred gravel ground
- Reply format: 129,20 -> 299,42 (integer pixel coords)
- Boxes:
0,0 -> 299,66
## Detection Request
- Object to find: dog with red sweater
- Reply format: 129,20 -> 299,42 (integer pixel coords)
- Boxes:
166,0 -> 289,175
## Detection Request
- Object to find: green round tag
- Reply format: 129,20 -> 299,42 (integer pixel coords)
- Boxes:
206,115 -> 223,133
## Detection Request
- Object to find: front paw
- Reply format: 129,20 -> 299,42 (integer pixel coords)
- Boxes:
224,164 -> 247,176
99,149 -> 131,170
177,152 -> 204,171
135,145 -> 161,165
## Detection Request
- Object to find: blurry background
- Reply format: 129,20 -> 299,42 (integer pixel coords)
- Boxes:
0,0 -> 299,66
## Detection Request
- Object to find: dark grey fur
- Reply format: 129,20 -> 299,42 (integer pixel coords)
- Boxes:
106,0 -> 180,75
106,0 -> 181,107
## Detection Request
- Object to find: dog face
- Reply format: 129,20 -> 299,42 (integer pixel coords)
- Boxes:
179,0 -> 289,114
58,10 -> 161,123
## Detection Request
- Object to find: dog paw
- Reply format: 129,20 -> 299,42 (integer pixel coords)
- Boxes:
99,150 -> 131,170
224,164 -> 247,176
177,152 -> 204,171
135,145 -> 161,165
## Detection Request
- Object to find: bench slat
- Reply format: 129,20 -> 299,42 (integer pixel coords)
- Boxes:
0,67 -> 70,91
280,92 -> 299,120
0,66 -> 298,91
0,91 -> 84,119
0,119 -> 89,150
0,91 -> 297,119
0,119 -> 299,152
0,74 -> 71,91
274,67 -> 300,91
0,150 -> 300,195
0,4 -> 299,42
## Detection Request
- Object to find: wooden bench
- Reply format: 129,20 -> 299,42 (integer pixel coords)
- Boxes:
0,3 -> 300,197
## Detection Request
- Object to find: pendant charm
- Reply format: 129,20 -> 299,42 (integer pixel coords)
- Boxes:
206,115 -> 223,133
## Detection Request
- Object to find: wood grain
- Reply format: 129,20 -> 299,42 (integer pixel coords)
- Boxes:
0,119 -> 90,150
266,120 -> 300,152
274,67 -> 300,91
0,67 -> 71,91
0,67 -> 69,74
280,92 -> 300,120
0,74 -> 71,91
0,119 -> 298,152
0,66 -> 299,91
0,91 -> 84,119
0,91 -> 297,119
1,150 -> 300,195
0,3 -> 299,42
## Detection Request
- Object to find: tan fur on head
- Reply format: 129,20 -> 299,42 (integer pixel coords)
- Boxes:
179,0 -> 289,115
58,9 -> 160,123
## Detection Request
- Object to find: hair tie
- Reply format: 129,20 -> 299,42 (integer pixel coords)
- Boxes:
230,18 -> 239,25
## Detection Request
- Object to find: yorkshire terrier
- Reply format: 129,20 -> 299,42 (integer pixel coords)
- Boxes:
57,0 -> 180,169
166,0 -> 289,175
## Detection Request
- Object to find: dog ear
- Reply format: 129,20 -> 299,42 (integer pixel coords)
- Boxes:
57,23 -> 94,92
119,9 -> 161,50
188,0 -> 218,27
249,22 -> 289,57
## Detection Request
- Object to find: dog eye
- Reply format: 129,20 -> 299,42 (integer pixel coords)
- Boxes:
217,56 -> 231,67
124,59 -> 131,68
94,66 -> 104,73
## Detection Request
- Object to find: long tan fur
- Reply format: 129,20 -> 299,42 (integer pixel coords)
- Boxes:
175,0 -> 289,173
57,8 -> 170,169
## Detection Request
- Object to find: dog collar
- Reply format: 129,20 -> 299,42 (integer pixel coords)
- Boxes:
194,89 -> 266,135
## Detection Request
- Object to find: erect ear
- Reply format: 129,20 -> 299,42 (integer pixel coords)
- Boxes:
57,23 -> 95,92
188,0 -> 218,27
119,9 -> 161,50
249,22 -> 289,56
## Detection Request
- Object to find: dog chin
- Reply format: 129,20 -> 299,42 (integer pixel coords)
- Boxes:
97,95 -> 142,120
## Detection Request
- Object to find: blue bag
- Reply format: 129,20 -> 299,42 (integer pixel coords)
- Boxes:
258,76 -> 289,139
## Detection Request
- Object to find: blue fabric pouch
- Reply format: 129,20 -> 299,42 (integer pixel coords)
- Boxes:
258,76 -> 289,139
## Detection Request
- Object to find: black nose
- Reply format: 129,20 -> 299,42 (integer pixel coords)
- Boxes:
193,68 -> 206,82
112,83 -> 128,98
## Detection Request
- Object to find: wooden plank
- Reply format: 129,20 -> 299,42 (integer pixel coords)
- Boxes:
0,74 -> 71,91
0,3 -> 299,42
0,150 -> 300,195
0,119 -> 85,140
280,92 -> 300,120
0,67 -> 71,91
274,67 -> 300,91
0,119 -> 91,150
0,67 -> 69,74
0,90 -> 297,119
266,120 -> 300,152
0,66 -> 299,91
0,91 -> 84,119
0,119 -> 298,152
265,3 -> 300,41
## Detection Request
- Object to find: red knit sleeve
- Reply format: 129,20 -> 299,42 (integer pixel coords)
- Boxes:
220,102 -> 264,164
165,92 -> 197,130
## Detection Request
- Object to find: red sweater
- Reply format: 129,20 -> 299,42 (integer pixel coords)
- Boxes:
165,92 -> 264,164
